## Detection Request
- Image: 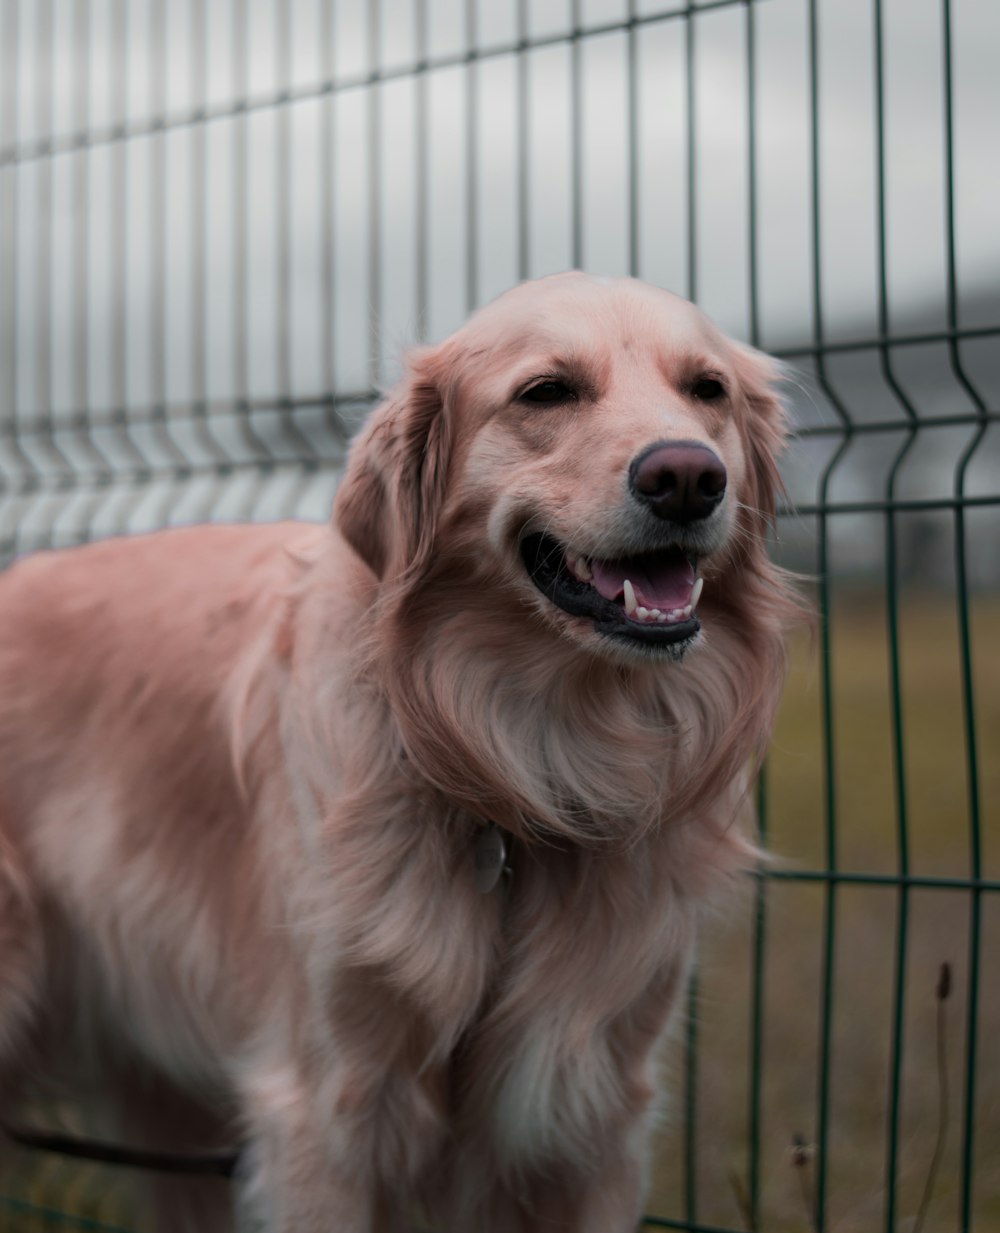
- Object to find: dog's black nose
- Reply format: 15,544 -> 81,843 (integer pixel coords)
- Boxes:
629,441 -> 727,523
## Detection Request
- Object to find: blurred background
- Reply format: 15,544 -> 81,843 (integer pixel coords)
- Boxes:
0,0 -> 998,1230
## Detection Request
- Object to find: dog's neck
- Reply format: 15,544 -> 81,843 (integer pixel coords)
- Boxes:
272,541 -> 785,862
370,590 -> 779,853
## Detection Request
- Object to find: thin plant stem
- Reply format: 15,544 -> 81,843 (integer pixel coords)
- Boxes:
912,963 -> 952,1233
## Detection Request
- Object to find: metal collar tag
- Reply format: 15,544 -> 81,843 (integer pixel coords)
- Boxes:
473,822 -> 510,893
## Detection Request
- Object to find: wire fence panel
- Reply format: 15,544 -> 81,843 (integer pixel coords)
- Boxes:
1,1 -> 998,1231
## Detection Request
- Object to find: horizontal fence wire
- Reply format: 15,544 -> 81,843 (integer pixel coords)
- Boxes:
1,1 -> 999,1231
0,1 -> 765,170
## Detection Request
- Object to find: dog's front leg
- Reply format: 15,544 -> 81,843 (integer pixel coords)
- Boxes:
456,1143 -> 651,1233
441,1110 -> 657,1233
528,1145 -> 653,1233
233,1068 -> 414,1233
235,1127 -> 414,1233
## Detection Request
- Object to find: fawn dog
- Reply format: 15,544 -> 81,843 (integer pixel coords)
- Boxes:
0,275 -> 799,1231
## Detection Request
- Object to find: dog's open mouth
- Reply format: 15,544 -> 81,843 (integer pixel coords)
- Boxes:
520,532 -> 702,647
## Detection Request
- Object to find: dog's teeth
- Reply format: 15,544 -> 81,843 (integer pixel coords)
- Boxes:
665,611 -> 680,624
691,577 -> 704,608
567,553 -> 593,582
680,604 -> 692,620
623,579 -> 637,616
655,611 -> 668,623
636,605 -> 651,621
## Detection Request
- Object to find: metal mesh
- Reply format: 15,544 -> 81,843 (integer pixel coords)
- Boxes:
1,1 -> 998,1231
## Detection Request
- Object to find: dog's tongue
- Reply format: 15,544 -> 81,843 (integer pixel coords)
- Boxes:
590,549 -> 695,610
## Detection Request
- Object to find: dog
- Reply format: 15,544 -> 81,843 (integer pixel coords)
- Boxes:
0,274 -> 799,1231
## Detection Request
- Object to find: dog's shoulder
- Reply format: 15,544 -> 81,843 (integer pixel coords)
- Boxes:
0,523 -> 317,800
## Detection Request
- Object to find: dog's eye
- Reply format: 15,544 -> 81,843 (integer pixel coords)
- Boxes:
519,380 -> 576,406
690,376 -> 726,402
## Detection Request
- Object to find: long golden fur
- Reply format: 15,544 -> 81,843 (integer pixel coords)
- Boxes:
0,274 -> 800,1231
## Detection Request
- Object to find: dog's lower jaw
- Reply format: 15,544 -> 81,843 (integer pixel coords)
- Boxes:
594,622 -> 703,663
518,531 -> 709,662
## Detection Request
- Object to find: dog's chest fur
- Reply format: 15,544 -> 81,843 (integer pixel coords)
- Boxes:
269,637 -> 726,1191
303,778 -> 699,1180
463,847 -> 696,1171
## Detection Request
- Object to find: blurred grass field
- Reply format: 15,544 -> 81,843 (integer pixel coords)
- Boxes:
650,589 -> 1000,1232
1,592 -> 997,1232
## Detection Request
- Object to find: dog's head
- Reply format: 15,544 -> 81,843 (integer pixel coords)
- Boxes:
336,273 -> 788,666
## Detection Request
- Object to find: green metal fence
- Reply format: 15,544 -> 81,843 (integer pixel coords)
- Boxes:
1,0 -> 998,1230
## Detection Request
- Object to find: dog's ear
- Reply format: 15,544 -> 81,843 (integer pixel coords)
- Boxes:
731,343 -> 790,531
334,346 -> 453,581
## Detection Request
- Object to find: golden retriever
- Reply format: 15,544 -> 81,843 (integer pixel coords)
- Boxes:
0,274 -> 799,1232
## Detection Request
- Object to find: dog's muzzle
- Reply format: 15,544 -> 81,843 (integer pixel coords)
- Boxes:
520,533 -> 703,652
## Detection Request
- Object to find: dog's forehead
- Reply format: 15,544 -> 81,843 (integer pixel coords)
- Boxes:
456,275 -> 724,362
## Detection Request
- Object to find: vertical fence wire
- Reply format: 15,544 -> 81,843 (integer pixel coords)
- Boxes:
570,0 -> 583,273
6,0 -> 27,549
35,0 -> 55,544
230,0 -> 270,519
276,2 -> 315,479
0,0 -> 20,555
743,5 -> 767,1228
937,6 -> 990,1228
233,0 -> 249,448
148,0 -> 188,524
870,3 -> 918,1227
415,0 -> 429,336
464,0 -> 478,318
806,2 -> 849,1227
110,0 -> 138,520
320,2 -> 337,407
515,0 -> 529,284
682,10 -> 699,1227
941,2 -> 987,1223
368,1 -> 382,392
277,1 -> 293,455
70,0 -> 90,528
191,0 -> 231,522
626,0 -> 639,281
